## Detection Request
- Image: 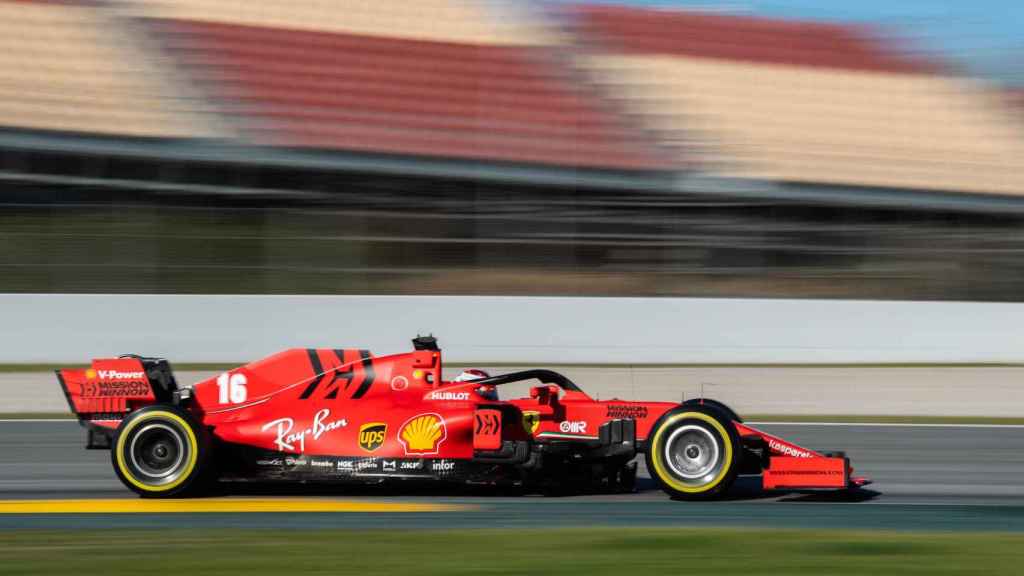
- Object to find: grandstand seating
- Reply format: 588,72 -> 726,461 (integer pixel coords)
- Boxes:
1,0 -> 1021,192
130,0 -> 560,46
132,0 -> 668,170
0,0 -> 219,138
1010,89 -> 1024,114
571,4 -> 1024,195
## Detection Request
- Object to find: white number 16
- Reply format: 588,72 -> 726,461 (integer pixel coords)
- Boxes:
216,372 -> 248,404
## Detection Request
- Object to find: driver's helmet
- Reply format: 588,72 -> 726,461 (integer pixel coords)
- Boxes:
454,368 -> 490,382
454,369 -> 497,400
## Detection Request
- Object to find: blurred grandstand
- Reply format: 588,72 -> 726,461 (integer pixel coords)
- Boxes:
1,0 -> 1024,300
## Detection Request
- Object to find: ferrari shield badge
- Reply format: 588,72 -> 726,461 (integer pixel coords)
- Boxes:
522,411 -> 540,435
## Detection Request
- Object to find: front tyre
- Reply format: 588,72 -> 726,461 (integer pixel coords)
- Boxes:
646,407 -> 740,500
111,405 -> 210,498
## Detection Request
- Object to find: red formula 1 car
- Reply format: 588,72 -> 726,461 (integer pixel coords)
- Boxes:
56,336 -> 869,499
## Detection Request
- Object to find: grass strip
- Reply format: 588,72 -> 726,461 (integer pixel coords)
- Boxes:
0,527 -> 1022,575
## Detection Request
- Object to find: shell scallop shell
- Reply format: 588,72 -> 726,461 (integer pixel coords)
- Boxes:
400,414 -> 445,452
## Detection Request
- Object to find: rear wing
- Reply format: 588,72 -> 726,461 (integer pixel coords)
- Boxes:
56,356 -> 180,440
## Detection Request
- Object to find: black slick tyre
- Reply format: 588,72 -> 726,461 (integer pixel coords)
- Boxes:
111,405 -> 210,498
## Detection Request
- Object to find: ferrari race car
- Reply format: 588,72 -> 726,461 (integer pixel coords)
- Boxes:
56,336 -> 870,499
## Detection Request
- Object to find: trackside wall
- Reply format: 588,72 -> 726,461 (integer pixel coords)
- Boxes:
1,294 -> 1020,364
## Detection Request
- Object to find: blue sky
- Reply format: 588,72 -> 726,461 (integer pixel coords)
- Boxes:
579,1 -> 1023,83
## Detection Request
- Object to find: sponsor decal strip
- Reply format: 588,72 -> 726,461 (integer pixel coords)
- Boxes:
0,498 -> 470,514
253,454 -> 459,478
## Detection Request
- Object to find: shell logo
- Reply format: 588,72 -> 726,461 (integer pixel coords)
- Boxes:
398,413 -> 447,455
85,369 -> 96,379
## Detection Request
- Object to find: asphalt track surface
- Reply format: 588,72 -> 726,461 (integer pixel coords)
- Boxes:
2,420 -> 1024,531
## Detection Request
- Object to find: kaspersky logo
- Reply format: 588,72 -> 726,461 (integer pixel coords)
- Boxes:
358,422 -> 387,452
398,413 -> 447,455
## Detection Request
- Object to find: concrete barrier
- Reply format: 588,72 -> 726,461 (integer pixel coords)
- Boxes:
1,294 -> 1022,364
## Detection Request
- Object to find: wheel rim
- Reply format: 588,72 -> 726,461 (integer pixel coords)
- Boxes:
663,424 -> 723,486
126,423 -> 189,486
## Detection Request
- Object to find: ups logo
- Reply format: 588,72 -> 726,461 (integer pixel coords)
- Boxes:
358,423 -> 387,452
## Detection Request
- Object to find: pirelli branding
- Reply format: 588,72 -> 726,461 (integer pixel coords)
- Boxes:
358,422 -> 387,452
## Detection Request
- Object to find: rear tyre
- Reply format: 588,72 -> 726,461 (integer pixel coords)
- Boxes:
111,405 -> 210,498
645,407 -> 740,500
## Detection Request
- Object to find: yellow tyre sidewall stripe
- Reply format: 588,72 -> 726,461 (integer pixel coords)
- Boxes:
115,411 -> 199,493
650,411 -> 733,494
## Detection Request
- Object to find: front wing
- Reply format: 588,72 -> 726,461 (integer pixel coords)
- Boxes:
735,422 -> 871,490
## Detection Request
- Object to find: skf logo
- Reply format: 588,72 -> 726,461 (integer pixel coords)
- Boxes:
358,422 -> 387,453
522,411 -> 540,435
398,413 -> 447,455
